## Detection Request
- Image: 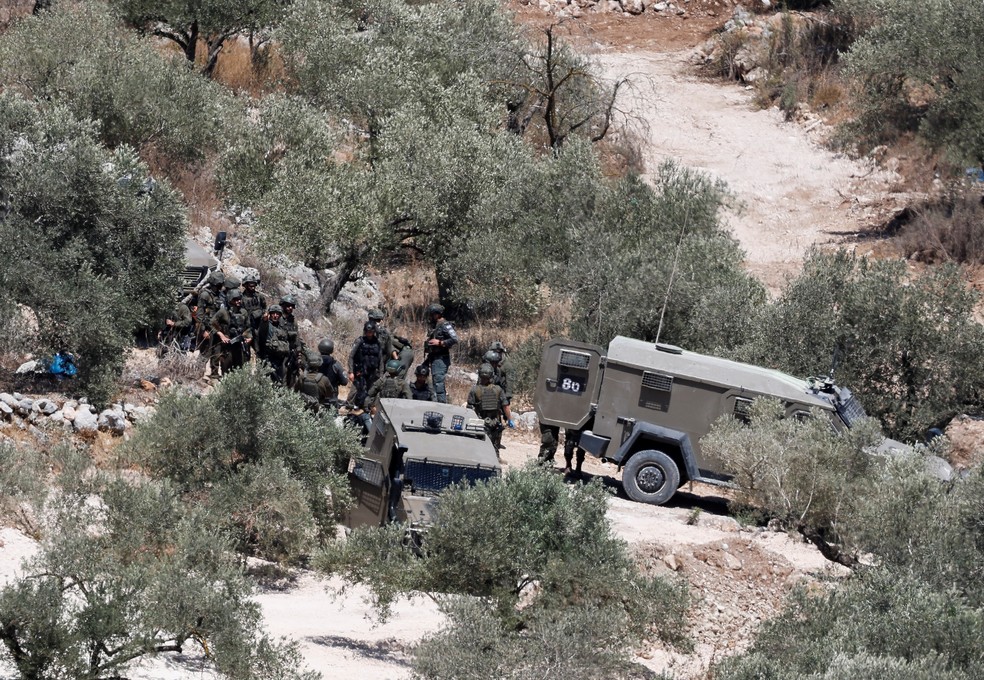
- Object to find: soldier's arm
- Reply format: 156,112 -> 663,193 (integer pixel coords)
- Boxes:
442,323 -> 459,349
171,304 -> 192,330
334,362 -> 350,386
211,309 -> 230,341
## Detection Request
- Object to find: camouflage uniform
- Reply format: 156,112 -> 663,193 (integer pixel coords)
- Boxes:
162,300 -> 194,352
484,351 -> 512,404
367,372 -> 412,410
240,276 -> 267,336
349,324 -> 385,409
539,423 -> 560,463
295,349 -> 337,412
280,296 -> 301,387
391,335 -> 415,380
210,294 -> 252,375
264,306 -> 291,384
467,366 -> 509,453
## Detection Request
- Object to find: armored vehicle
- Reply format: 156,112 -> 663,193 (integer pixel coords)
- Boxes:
535,336 -> 882,506
346,399 -> 502,531
181,238 -> 219,294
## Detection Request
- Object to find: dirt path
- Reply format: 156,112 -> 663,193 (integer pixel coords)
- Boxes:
590,48 -> 906,292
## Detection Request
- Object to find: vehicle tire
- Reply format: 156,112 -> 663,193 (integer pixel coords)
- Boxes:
623,449 -> 680,505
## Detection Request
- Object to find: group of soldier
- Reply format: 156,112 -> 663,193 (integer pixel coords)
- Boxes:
162,274 -> 516,449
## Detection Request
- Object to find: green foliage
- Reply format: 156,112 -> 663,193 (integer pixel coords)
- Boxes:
0,2 -> 233,161
318,466 -> 688,672
715,569 -> 984,680
736,249 -> 984,440
0,93 -> 186,405
564,163 -> 765,350
703,398 -> 882,561
840,0 -> 984,164
0,446 -> 318,680
124,368 -> 362,563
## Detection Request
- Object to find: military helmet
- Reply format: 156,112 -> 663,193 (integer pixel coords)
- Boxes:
224,274 -> 241,290
242,273 -> 260,285
303,348 -> 323,369
208,271 -> 225,286
426,303 -> 444,316
268,304 -> 283,314
227,290 -> 243,302
385,359 -> 401,376
483,350 -> 502,364
478,363 -> 494,379
489,340 -> 506,353
280,295 -> 297,307
415,364 -> 430,377
363,321 -> 377,334
367,308 -> 385,322
318,339 -> 335,355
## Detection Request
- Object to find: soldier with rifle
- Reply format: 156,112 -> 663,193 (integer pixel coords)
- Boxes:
367,359 -> 412,414
422,303 -> 458,404
210,290 -> 252,375
280,295 -> 301,387
467,363 -> 513,454
240,273 -> 267,336
317,339 -> 349,394
295,348 -> 338,413
348,321 -> 385,410
263,304 -> 292,384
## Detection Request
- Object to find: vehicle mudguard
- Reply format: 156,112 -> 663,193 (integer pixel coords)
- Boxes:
612,422 -> 701,483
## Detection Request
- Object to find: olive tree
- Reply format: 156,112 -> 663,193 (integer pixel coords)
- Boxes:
0,2 -> 233,162
317,466 -> 688,675
736,249 -> 984,440
0,444 -> 318,680
0,93 -> 186,405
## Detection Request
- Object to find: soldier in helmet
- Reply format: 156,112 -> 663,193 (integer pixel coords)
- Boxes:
279,295 -> 301,387
367,359 -> 412,415
483,350 -> 512,404
390,333 -> 414,380
197,271 -> 225,367
210,289 -> 253,375
240,273 -> 267,335
316,338 -> 349,393
410,364 -> 435,401
467,363 -> 512,454
423,303 -> 458,403
161,295 -> 195,353
488,341 -> 516,401
295,348 -> 336,412
221,274 -> 242,306
263,304 -> 292,384
349,321 -> 385,409
367,309 -> 394,360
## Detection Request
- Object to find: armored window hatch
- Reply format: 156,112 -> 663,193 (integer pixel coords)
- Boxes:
641,371 -> 673,392
559,350 -> 591,369
733,397 -> 753,420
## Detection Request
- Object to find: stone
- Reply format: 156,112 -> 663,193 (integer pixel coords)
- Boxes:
35,398 -> 59,415
663,553 -> 681,571
621,0 -> 645,14
0,393 -> 17,409
515,411 -> 539,431
652,1 -> 668,9
15,360 -> 38,374
61,405 -> 77,422
49,410 -> 66,426
73,408 -> 98,432
98,409 -> 128,436
0,402 -> 12,419
16,398 -> 34,416
723,552 -> 742,570
127,406 -> 154,422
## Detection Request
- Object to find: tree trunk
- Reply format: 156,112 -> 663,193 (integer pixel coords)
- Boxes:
436,268 -> 473,322
315,250 -> 363,314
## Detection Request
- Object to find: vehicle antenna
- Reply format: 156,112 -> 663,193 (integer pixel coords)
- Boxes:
655,203 -> 692,346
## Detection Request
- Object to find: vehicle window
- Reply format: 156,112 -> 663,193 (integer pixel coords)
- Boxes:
733,397 -> 753,423
350,457 -> 385,487
404,461 -> 498,496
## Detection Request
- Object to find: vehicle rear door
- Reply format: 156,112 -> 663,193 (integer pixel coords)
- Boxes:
534,338 -> 605,429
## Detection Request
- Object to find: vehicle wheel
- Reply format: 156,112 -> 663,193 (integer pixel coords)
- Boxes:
623,449 -> 680,505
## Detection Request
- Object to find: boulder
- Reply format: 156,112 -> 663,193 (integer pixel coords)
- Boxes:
61,405 -> 77,422
35,399 -> 58,415
98,409 -> 128,436
621,0 -> 645,14
0,402 -> 12,419
16,398 -> 34,416
73,408 -> 98,433
15,360 -> 38,374
515,411 -> 540,431
127,405 -> 154,422
0,393 -> 17,409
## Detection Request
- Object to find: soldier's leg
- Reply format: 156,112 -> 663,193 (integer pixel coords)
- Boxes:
489,422 -> 503,452
430,356 -> 449,403
539,424 -> 559,463
563,429 -> 583,474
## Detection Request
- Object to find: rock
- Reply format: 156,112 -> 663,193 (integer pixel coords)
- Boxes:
723,552 -> 743,570
663,553 -> 681,571
15,360 -> 39,374
16,398 -> 34,416
98,409 -> 128,436
621,0 -> 645,14
49,410 -> 66,426
127,406 -> 154,422
0,402 -> 12,419
34,399 -> 58,415
73,408 -> 98,433
61,405 -> 77,422
0,393 -> 17,409
652,1 -> 668,9
515,411 -> 539,431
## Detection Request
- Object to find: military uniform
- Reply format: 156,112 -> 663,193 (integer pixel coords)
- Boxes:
162,300 -> 194,352
391,336 -> 415,380
467,381 -> 508,452
424,309 -> 458,404
296,349 -> 337,412
319,354 -> 349,392
410,379 -> 435,401
264,318 -> 292,384
211,300 -> 252,374
367,373 -> 412,409
241,288 -> 267,335
349,334 -> 384,408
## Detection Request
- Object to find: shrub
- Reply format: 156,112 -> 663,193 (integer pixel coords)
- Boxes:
123,368 -> 362,563
897,196 -> 984,265
0,446 -> 317,680
317,466 -> 688,672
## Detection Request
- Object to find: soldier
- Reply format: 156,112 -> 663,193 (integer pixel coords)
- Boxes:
468,363 -> 512,453
221,274 -> 242,305
368,309 -> 394,360
563,430 -> 586,478
280,295 -> 301,387
483,350 -> 512,404
263,304 -> 292,384
240,273 -> 267,335
349,321 -> 385,409
390,333 -> 414,379
210,290 -> 252,375
317,339 -> 349,394
197,271 -> 225,367
423,303 -> 458,403
410,364 -> 435,401
295,348 -> 336,412
488,341 -> 516,402
161,295 -> 194,353
367,359 -> 412,414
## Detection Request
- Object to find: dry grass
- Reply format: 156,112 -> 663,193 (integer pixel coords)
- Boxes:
212,36 -> 286,97
896,196 -> 984,265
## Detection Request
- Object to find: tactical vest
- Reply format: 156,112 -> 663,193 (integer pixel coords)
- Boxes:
282,314 -> 299,350
425,321 -> 454,356
265,322 -> 290,356
356,338 -> 382,374
228,306 -> 249,337
242,291 -> 266,327
380,376 -> 402,399
411,382 -> 433,401
298,372 -> 322,410
474,385 -> 501,417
